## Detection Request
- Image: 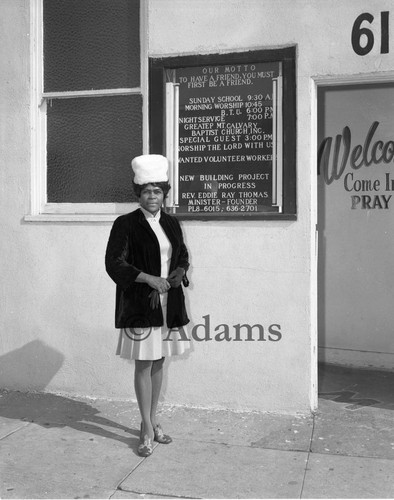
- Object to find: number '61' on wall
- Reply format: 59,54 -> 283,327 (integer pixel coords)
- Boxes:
352,12 -> 389,55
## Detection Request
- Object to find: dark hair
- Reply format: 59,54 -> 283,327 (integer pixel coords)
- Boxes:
132,181 -> 171,198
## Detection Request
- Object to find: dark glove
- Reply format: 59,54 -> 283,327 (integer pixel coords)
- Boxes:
148,290 -> 160,309
167,267 -> 185,288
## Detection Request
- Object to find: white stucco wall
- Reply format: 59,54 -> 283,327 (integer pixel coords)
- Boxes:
1,0 -> 393,413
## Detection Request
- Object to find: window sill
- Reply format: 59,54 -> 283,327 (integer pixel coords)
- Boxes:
24,213 -> 121,223
24,202 -> 139,222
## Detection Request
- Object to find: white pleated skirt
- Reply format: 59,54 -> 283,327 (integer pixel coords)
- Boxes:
116,292 -> 190,361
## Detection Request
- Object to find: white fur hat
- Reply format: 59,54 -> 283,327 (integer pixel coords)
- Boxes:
131,154 -> 169,185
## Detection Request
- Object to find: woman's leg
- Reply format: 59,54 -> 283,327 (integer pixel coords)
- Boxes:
150,357 -> 172,444
150,357 -> 165,428
134,360 -> 154,438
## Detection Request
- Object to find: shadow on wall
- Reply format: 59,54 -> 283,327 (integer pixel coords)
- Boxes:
0,340 -> 64,391
0,340 -> 143,455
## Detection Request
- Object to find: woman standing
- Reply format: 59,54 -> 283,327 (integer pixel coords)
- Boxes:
105,154 -> 190,457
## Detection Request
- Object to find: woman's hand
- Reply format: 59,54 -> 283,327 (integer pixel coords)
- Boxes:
167,267 -> 185,288
135,272 -> 170,293
141,274 -> 170,294
135,272 -> 170,294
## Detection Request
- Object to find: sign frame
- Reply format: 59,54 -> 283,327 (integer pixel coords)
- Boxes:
149,47 -> 297,220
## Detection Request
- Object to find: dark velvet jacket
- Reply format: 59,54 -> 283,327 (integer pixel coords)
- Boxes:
105,208 -> 190,329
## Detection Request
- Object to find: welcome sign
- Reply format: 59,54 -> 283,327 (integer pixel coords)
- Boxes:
319,120 -> 394,210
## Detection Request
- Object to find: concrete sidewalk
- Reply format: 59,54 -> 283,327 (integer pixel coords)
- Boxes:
0,364 -> 393,499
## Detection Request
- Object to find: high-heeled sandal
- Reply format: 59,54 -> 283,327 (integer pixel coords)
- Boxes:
153,424 -> 172,444
138,424 -> 153,457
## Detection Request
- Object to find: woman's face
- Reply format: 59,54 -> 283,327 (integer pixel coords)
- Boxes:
139,184 -> 164,214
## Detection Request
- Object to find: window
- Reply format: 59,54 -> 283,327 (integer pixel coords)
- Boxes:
27,0 -> 146,221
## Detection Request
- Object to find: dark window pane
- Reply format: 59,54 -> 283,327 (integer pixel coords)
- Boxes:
47,95 -> 142,202
44,0 -> 140,92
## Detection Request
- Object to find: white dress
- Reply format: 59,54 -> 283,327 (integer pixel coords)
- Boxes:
116,208 -> 190,361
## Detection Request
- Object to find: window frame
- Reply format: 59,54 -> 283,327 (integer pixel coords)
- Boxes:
26,0 -> 147,222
